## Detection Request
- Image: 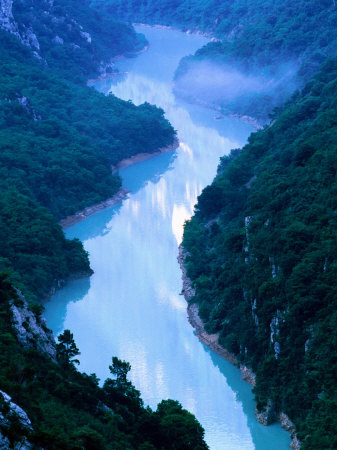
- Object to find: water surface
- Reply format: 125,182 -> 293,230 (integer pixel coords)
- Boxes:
45,26 -> 290,449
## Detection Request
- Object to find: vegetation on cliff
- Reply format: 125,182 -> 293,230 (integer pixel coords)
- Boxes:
0,2 -> 175,301
0,274 -> 208,449
11,0 -> 147,79
182,58 -> 337,449
94,0 -> 337,120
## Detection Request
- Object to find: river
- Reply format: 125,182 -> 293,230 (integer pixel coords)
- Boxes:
44,26 -> 291,449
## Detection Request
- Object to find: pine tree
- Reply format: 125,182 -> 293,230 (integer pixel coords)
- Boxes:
56,329 -> 80,368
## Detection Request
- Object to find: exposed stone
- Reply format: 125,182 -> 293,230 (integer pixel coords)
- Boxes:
10,292 -> 57,361
0,391 -> 33,449
256,400 -> 276,426
80,30 -> 91,43
240,365 -> 256,386
177,246 -> 195,300
0,0 -> 40,52
52,35 -> 64,44
178,245 -> 299,445
274,341 -> 281,358
290,435 -> 301,450
0,0 -> 19,35
98,59 -> 116,77
21,26 -> 40,50
16,96 -> 41,120
279,412 -> 301,449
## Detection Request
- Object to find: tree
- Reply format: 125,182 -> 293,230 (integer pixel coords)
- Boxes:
155,400 -> 208,449
56,329 -> 80,368
103,357 -> 143,411
109,356 -> 131,385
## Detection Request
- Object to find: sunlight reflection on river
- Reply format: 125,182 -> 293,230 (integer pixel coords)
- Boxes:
44,26 -> 291,449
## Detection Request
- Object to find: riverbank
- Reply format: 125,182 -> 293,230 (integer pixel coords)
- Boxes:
60,137 -> 179,229
133,22 -> 220,41
173,88 -> 263,130
178,245 -> 300,449
88,44 -> 150,83
59,188 -> 130,229
178,246 -> 255,382
111,136 -> 180,172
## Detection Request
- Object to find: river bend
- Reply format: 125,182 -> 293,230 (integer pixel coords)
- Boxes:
44,26 -> 290,449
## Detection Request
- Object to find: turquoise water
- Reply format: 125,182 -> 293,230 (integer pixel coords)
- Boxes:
44,26 -> 291,449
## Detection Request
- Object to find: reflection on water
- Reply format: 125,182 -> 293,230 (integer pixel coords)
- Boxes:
44,26 -> 290,449
44,277 -> 91,336
120,150 -> 177,194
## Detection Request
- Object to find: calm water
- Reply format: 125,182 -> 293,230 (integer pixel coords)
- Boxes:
44,26 -> 290,449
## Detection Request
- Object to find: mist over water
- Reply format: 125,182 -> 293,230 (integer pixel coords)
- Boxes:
174,59 -> 299,114
45,26 -> 291,449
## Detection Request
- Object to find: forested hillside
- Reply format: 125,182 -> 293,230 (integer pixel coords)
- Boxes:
5,0 -> 147,79
182,58 -> 337,449
94,0 -> 337,120
0,275 -> 207,449
0,2 -> 206,448
0,1 -> 175,302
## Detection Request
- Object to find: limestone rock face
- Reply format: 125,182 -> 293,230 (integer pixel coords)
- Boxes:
0,390 -> 33,449
10,292 -> 57,361
0,0 -> 40,51
0,0 -> 18,34
0,0 -> 92,62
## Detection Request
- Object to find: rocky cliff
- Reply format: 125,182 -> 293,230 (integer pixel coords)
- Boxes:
10,291 -> 57,361
0,0 -> 145,77
0,391 -> 33,449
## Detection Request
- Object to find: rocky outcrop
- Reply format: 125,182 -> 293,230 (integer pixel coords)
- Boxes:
0,0 -> 40,51
0,390 -> 33,449
0,0 -> 19,35
0,0 -> 93,63
240,364 -> 256,386
178,244 -> 300,447
279,413 -> 301,450
10,292 -> 57,361
177,246 -> 195,300
256,400 -> 277,426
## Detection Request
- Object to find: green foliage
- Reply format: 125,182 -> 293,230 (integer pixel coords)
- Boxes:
0,190 -> 92,302
0,12 -> 175,301
96,0 -> 337,119
13,0 -> 147,79
0,274 -> 207,449
154,399 -> 208,449
109,357 -> 131,384
57,329 -> 81,368
0,30 -> 175,219
182,58 -> 337,446
0,3 -> 197,448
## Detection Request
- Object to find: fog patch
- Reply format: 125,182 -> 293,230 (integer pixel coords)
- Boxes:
174,60 -> 299,118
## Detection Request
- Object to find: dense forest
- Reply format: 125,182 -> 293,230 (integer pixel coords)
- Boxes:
94,0 -> 337,120
4,0 -> 337,447
0,1 -> 176,302
93,1 -> 337,446
11,0 -> 147,79
0,1 -> 207,448
0,274 -> 207,449
182,58 -> 337,448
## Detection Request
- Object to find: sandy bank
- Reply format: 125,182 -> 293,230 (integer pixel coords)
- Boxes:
59,188 -> 130,229
111,136 -> 179,172
60,137 -> 179,229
